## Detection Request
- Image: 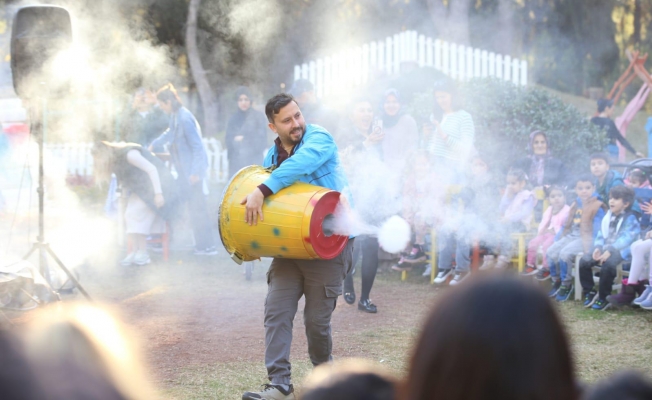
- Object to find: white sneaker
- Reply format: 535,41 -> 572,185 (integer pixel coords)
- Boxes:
449,271 -> 470,286
120,252 -> 136,266
479,255 -> 495,270
433,269 -> 452,284
422,266 -> 432,277
133,251 -> 151,266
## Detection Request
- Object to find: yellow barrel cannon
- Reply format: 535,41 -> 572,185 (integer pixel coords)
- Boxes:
218,166 -> 349,264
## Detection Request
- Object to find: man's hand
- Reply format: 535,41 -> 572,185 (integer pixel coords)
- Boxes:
636,151 -> 645,158
154,193 -> 165,208
592,248 -> 602,261
189,175 -> 200,185
598,250 -> 611,264
241,188 -> 265,225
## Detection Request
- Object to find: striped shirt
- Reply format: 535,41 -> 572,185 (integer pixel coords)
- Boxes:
428,110 -> 475,161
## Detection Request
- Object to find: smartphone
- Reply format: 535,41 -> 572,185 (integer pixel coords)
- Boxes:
371,118 -> 383,135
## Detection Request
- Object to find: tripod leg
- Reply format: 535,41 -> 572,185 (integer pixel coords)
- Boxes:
44,245 -> 93,302
22,243 -> 38,260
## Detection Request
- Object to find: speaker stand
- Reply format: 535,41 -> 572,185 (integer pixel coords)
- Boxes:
21,100 -> 92,302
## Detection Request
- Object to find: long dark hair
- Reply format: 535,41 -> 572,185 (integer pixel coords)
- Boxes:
156,83 -> 183,111
401,275 -> 578,400
432,79 -> 462,119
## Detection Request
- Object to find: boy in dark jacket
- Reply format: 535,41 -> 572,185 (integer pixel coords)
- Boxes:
590,152 -> 624,203
579,186 -> 641,310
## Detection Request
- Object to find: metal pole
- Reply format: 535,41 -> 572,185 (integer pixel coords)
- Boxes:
37,99 -> 47,279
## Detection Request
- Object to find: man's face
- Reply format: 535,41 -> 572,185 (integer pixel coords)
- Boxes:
575,181 -> 594,201
590,158 -> 609,178
351,101 -> 373,132
269,101 -> 306,145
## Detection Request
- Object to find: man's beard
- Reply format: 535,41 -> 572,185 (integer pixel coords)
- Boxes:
288,126 -> 305,144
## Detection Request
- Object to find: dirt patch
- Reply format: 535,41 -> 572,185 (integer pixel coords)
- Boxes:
99,255 -> 439,383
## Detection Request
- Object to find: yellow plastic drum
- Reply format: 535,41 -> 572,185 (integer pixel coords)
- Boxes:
218,166 -> 349,264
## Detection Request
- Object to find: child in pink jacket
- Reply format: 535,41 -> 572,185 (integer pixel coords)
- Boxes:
522,186 -> 570,276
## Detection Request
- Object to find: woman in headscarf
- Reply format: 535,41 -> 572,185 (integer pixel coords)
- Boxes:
513,130 -> 565,189
225,86 -> 269,177
336,96 -> 385,313
379,89 -> 419,174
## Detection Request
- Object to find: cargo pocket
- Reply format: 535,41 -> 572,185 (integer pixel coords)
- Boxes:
325,285 -> 342,298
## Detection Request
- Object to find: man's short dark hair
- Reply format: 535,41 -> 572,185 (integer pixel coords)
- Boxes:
265,93 -> 298,123
597,98 -> 614,113
590,152 -> 611,165
575,175 -> 595,186
610,185 -> 635,209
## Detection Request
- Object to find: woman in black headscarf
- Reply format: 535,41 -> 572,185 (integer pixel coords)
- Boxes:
513,130 -> 565,189
379,89 -> 419,173
225,86 -> 269,177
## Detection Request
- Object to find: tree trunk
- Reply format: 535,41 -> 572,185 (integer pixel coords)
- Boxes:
426,0 -> 470,45
495,0 -> 514,55
186,0 -> 219,137
633,0 -> 642,44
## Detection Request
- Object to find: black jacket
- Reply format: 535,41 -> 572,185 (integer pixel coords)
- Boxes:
513,156 -> 565,187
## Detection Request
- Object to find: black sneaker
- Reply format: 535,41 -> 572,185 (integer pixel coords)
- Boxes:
358,299 -> 377,313
535,267 -> 551,281
547,280 -> 562,297
243,384 -> 295,399
403,245 -> 427,263
583,289 -> 597,307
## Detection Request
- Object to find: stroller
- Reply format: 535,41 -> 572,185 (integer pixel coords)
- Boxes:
613,158 -> 652,230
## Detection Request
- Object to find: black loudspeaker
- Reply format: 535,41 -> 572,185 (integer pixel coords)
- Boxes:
10,5 -> 72,99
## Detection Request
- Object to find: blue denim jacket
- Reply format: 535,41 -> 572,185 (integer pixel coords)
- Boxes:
150,107 -> 209,181
262,124 -> 351,200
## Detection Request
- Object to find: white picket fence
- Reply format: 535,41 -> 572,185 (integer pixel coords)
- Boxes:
43,138 -> 230,183
294,30 -> 528,99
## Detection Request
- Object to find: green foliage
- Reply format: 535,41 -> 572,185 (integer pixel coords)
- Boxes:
410,78 -> 608,175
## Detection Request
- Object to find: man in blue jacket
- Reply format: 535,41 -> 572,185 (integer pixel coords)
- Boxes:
241,93 -> 354,400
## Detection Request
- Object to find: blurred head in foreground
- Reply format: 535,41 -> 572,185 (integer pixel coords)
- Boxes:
23,304 -> 156,400
300,358 -> 396,400
584,371 -> 652,400
402,275 -> 578,400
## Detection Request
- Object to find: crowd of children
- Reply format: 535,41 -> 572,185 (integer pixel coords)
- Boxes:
408,148 -> 652,312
